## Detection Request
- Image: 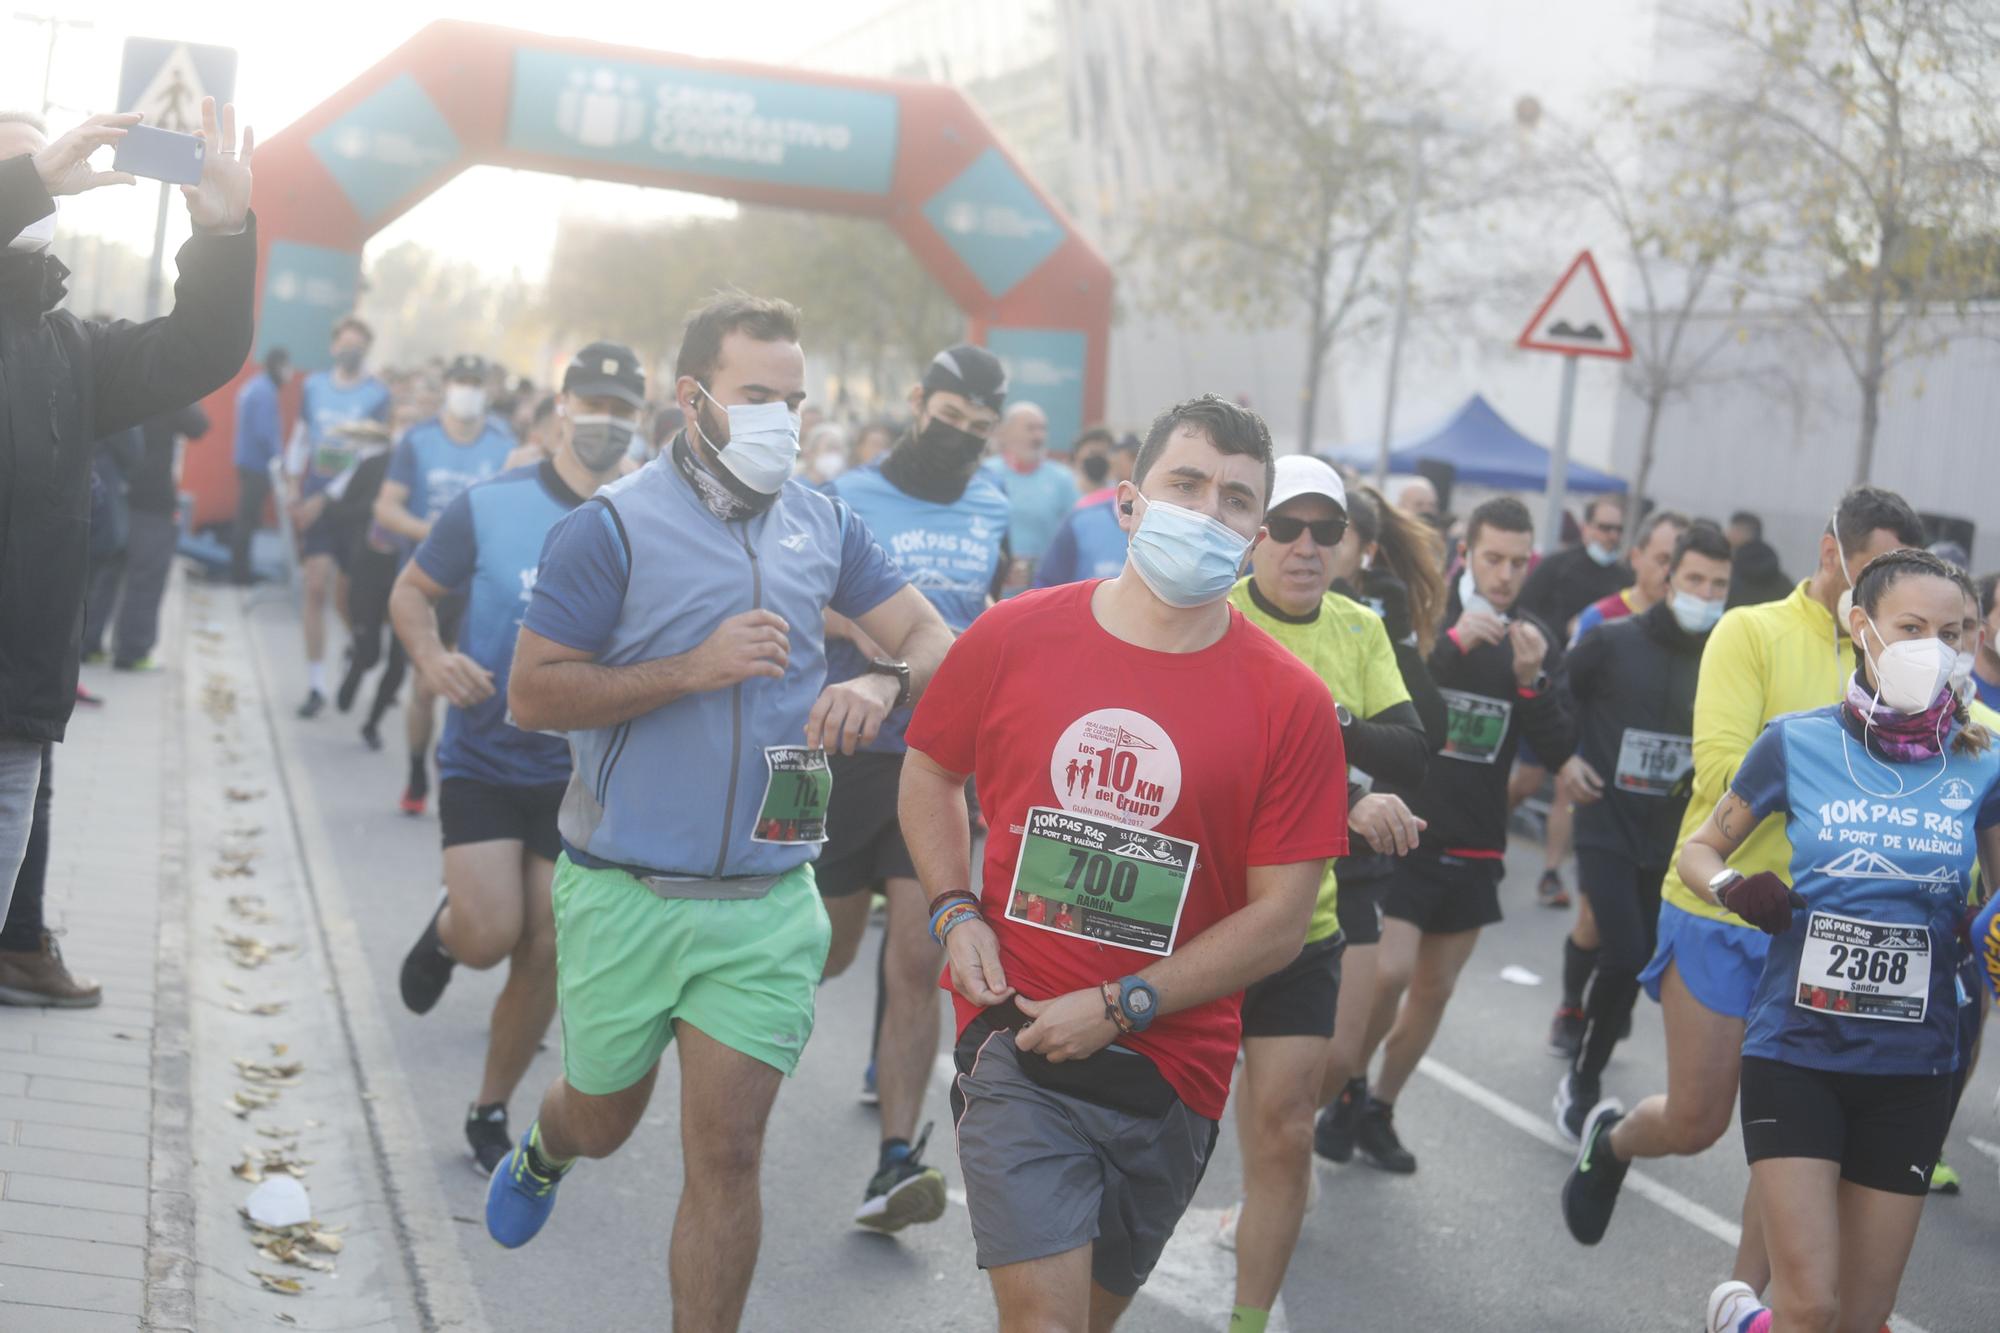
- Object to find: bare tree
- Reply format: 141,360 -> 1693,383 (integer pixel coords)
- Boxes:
1535,91 -> 1787,517
1129,2 -> 1495,452
1671,0 -> 2000,484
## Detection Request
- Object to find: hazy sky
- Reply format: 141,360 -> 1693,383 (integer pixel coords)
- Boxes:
15,1 -> 1656,278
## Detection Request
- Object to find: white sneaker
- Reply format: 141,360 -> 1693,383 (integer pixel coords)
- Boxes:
1706,1280 -> 1765,1333
1213,1201 -> 1241,1251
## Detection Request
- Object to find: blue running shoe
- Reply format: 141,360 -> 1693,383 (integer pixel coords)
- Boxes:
860,1060 -> 879,1105
486,1123 -> 572,1248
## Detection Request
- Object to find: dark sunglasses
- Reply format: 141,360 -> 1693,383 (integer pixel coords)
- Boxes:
1266,514 -> 1347,546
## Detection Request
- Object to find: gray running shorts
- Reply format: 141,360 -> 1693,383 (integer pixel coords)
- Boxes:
949,1024 -> 1218,1297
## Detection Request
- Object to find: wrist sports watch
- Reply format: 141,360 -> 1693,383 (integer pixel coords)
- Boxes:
1709,867 -> 1744,908
866,658 -> 912,710
1104,975 -> 1159,1034
1333,701 -> 1354,728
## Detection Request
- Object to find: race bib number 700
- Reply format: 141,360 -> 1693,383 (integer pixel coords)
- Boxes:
1006,807 -> 1198,956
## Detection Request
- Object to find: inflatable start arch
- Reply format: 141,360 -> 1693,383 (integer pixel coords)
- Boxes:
190,19 -> 1113,524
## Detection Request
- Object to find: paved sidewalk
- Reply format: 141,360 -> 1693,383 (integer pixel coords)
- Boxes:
0,571 -> 476,1332
0,595 -> 184,1329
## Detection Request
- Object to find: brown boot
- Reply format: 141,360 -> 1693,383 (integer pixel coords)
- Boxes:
0,931 -> 103,1008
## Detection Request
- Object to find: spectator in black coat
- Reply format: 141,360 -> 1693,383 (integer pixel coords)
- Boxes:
0,101 -> 256,916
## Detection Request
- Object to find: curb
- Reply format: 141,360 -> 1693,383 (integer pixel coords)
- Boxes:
241,593 -> 489,1333
145,568 -> 198,1331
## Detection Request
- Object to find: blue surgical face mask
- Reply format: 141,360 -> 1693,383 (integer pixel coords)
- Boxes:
1126,492 -> 1253,609
696,383 -> 800,495
1669,589 -> 1724,634
1585,540 -> 1621,567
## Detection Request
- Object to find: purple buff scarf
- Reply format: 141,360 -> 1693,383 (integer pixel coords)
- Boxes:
1842,674 -> 1957,763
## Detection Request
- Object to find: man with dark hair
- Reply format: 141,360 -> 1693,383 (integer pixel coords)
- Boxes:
1725,509 -> 1793,610
233,347 -> 289,584
1973,573 -> 2000,712
816,341 -> 1013,1233
1562,485 -> 1924,1317
287,313 -> 391,718
902,392 -> 1345,1333
1520,494 -> 1632,635
1547,508 -> 1691,1054
390,341 -> 637,1176
1069,425 -> 1119,493
1549,522 -> 1731,1139
374,353 -> 517,813
485,293 -> 954,1331
1335,495 -> 1574,1174
0,100 -> 255,913
1725,510 -> 1762,549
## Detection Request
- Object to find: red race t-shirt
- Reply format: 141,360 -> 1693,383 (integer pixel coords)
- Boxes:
905,580 -> 1348,1120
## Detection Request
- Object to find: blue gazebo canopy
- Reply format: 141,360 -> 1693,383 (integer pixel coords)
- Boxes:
1334,394 -> 1626,493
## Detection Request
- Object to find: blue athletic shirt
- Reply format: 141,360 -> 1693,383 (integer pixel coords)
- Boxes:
1730,704 -> 2000,1075
414,462 -> 586,788
388,416 -> 518,529
296,372 -> 391,498
1035,494 -> 1129,588
826,459 -> 1009,752
982,455 -> 1077,561
1976,672 -> 2000,713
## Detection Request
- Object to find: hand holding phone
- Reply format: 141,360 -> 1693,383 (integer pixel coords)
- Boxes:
29,112 -> 141,198
112,123 -> 206,186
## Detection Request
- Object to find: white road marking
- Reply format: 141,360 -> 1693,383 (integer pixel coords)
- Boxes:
1415,1056 -> 1934,1333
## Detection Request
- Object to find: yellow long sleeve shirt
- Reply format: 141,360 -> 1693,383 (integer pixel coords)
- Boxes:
1661,580 -> 1851,924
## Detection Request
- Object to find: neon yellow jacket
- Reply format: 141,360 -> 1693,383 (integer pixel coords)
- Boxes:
1662,580 -> 1850,924
1229,579 -> 1409,943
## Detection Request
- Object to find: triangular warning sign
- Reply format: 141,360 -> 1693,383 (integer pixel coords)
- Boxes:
1517,250 -> 1632,360
133,45 -> 208,133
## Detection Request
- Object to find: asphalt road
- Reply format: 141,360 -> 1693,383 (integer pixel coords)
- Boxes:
251,602 -> 2000,1332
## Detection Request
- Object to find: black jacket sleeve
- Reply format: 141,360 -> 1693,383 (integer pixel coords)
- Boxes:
1563,622 -> 1607,710
1518,626 -> 1577,768
85,216 -> 258,439
0,154 -> 55,246
1394,639 -> 1448,751
1344,699 -> 1428,792
173,403 -> 211,439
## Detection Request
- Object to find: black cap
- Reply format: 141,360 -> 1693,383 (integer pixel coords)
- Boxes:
445,354 -> 487,383
921,344 -> 1008,417
563,341 -> 647,409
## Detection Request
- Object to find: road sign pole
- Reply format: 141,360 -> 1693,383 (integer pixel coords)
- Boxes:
143,181 -> 171,320
1544,353 -> 1578,554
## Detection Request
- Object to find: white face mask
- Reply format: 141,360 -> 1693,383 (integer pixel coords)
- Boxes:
1457,566 -> 1500,622
444,385 -> 486,420
1951,647 -> 1977,702
1859,621 -> 1956,714
696,384 -> 800,495
1669,590 -> 1725,634
808,451 -> 846,482
8,206 -> 55,253
1585,540 -> 1621,567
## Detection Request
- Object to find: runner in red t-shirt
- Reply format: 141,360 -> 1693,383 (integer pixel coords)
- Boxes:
902,395 -> 1347,1330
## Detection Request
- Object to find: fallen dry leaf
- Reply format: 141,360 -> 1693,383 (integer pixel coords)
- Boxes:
233,1058 -> 305,1085
228,1001 -> 288,1018
249,1268 -> 305,1295
225,788 -> 265,803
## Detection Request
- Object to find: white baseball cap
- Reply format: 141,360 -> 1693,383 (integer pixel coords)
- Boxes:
1267,455 -> 1348,515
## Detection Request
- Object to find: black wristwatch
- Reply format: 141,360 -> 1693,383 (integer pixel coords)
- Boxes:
867,658 -> 912,710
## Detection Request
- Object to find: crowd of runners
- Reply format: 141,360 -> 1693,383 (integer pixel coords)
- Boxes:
8,105 -> 2000,1333
242,284 -> 2000,1333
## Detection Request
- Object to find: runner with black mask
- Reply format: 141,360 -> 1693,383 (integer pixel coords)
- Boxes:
819,344 -> 1013,1233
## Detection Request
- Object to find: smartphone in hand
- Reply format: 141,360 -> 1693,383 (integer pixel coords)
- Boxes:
112,123 -> 206,186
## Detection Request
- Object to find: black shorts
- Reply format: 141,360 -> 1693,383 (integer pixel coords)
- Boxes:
1241,934 -> 1345,1039
301,511 -> 357,566
439,777 -> 565,862
1335,870 -> 1388,947
1739,1055 -> 1953,1196
1381,854 -> 1503,936
816,750 -> 914,898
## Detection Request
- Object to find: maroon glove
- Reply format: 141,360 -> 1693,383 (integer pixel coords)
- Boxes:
1719,871 -> 1809,935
